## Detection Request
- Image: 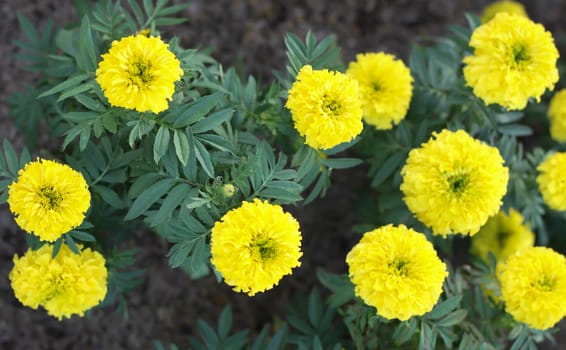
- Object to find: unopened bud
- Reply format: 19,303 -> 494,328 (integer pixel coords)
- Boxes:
222,184 -> 236,197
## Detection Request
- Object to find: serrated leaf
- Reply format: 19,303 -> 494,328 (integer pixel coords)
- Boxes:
125,178 -> 177,220
3,139 -> 20,177
153,126 -> 171,163
150,183 -> 192,227
436,309 -> 468,327
323,157 -> 362,169
194,139 -> 214,178
69,230 -> 96,242
38,73 -> 90,98
93,184 -> 125,209
498,124 -> 533,137
171,92 -> 224,128
65,234 -> 80,254
371,151 -> 407,187
173,129 -> 190,166
426,295 -> 462,320
192,108 -> 234,134
218,306 -> 232,339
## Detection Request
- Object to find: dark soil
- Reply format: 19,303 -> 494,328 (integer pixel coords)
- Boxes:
1,1 -> 566,349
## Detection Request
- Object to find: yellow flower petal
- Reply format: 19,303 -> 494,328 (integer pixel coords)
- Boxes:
210,199 -> 302,296
401,129 -> 509,236
346,224 -> 447,321
96,35 -> 183,113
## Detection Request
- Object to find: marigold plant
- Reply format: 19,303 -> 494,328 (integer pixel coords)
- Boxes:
4,0 -> 566,348
480,0 -> 528,23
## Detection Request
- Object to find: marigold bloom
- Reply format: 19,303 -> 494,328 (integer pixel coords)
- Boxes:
480,0 -> 528,23
498,247 -> 566,330
400,129 -> 509,236
10,244 -> 108,320
346,224 -> 447,321
463,13 -> 559,110
210,199 -> 302,296
286,65 -> 363,150
537,152 -> 566,211
346,52 -> 413,130
470,208 -> 535,263
8,159 -> 91,242
548,89 -> 566,142
96,35 -> 183,113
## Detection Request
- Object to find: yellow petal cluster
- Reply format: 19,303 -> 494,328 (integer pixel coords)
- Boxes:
346,52 -> 413,130
470,208 -> 535,263
286,65 -> 363,150
9,244 -> 108,320
346,224 -> 447,321
8,159 -> 91,242
463,13 -> 559,111
537,152 -> 566,211
210,199 -> 302,296
96,35 -> 183,113
400,129 -> 509,236
480,0 -> 528,23
498,247 -> 566,330
547,89 -> 566,142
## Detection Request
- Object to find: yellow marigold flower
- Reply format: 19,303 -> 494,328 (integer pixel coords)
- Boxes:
285,65 -> 363,150
8,159 -> 91,242
346,52 -> 413,130
480,0 -> 528,23
210,199 -> 302,296
9,244 -> 108,320
548,89 -> 566,143
537,152 -> 566,211
346,224 -> 447,321
470,208 -> 535,263
401,129 -> 509,236
96,35 -> 183,113
498,247 -> 566,330
463,13 -> 559,111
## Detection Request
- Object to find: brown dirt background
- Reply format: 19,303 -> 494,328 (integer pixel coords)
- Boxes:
1,1 -> 566,349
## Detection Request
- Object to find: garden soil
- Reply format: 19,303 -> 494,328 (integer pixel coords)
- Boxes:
1,1 -> 566,349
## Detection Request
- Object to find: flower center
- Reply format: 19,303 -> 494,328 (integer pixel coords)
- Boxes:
497,229 -> 512,248
250,235 -> 277,261
372,81 -> 380,92
447,173 -> 469,194
128,58 -> 154,88
38,186 -> 63,210
511,43 -> 530,68
390,258 -> 410,276
534,275 -> 556,292
321,95 -> 343,117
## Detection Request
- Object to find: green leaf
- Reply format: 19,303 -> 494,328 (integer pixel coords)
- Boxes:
171,92 -> 224,128
38,73 -> 90,98
194,140 -> 215,178
192,108 -> 234,134
3,139 -> 20,177
323,157 -> 362,169
52,237 -> 63,258
93,184 -> 125,209
153,126 -> 171,164
497,124 -> 533,137
426,295 -> 462,320
371,151 -> 408,187
65,233 -> 80,254
125,178 -> 177,220
436,309 -> 468,327
265,325 -> 287,350
79,16 -> 97,71
149,183 -> 192,227
307,290 -> 322,327
69,230 -> 96,242
218,306 -> 232,339
173,129 -> 190,166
